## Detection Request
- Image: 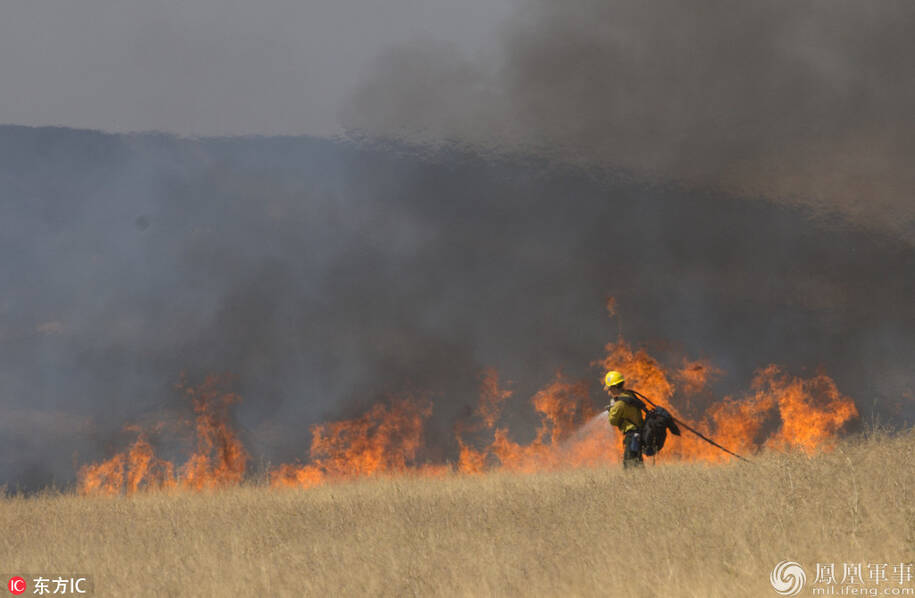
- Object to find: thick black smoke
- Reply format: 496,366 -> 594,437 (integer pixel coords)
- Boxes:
0,124 -> 912,489
343,0 -> 915,240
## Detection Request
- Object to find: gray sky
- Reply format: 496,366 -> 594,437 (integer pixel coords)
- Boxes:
0,0 -> 513,136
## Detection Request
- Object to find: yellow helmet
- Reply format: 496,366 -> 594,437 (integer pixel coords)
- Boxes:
604,370 -> 625,389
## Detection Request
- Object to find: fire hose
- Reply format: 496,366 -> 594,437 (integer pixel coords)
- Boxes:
630,390 -> 753,463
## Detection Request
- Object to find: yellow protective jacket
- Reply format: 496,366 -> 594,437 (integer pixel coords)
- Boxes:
608,391 -> 644,435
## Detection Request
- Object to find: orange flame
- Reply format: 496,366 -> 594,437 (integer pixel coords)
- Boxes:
179,375 -> 247,490
125,427 -> 177,493
597,338 -> 675,404
759,365 -> 859,453
78,317 -> 860,493
472,373 -> 611,473
676,358 -> 723,395
605,296 -> 617,318
659,364 -> 858,462
477,368 -> 512,429
456,439 -> 487,475
77,453 -> 125,496
78,375 -> 247,495
271,397 -> 433,487
456,369 -> 512,474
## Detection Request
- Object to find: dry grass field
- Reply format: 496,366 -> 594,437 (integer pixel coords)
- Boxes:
2,430 -> 913,597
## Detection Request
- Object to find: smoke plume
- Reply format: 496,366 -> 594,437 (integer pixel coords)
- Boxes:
343,0 -> 915,239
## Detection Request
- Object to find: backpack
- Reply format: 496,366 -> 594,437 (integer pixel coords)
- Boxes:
640,406 -> 681,456
617,392 -> 647,412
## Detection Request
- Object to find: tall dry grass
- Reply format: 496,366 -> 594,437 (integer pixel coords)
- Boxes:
1,430 -> 913,597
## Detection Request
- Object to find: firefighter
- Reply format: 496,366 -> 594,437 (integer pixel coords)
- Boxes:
604,370 -> 644,468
